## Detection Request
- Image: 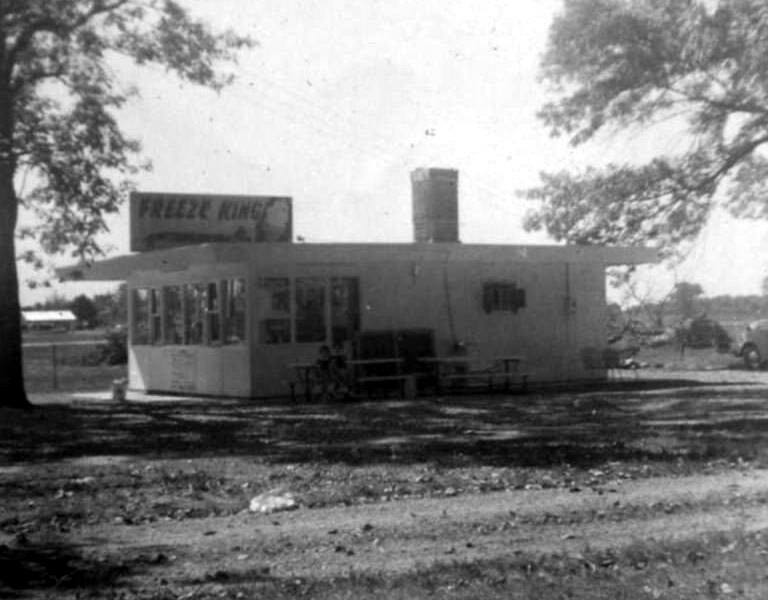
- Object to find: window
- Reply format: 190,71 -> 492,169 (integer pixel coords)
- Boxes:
207,282 -> 221,344
131,280 -> 246,347
186,284 -> 207,345
150,289 -> 162,344
482,282 -> 526,313
259,278 -> 291,344
164,286 -> 184,344
223,278 -> 247,344
295,277 -> 326,342
331,277 -> 360,346
131,288 -> 150,344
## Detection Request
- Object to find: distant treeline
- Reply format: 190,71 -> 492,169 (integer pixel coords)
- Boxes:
23,284 -> 127,329
620,293 -> 768,332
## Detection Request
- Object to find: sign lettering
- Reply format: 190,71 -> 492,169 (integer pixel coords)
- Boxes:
130,192 -> 292,251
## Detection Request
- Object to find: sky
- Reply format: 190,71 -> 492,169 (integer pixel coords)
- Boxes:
18,0 -> 768,305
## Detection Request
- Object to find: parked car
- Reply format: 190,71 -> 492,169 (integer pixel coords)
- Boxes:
737,320 -> 768,370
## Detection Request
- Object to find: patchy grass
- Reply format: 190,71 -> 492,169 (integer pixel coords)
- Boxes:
3,371 -> 768,598
22,356 -> 125,393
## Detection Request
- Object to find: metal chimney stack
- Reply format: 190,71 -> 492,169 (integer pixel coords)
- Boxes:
410,168 -> 459,243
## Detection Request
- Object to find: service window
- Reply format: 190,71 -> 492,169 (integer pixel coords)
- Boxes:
482,282 -> 526,313
149,289 -> 162,344
223,278 -> 247,344
131,288 -> 150,345
295,277 -> 326,343
258,278 -> 291,344
164,286 -> 184,344
207,282 -> 221,344
186,284 -> 207,345
331,277 -> 360,346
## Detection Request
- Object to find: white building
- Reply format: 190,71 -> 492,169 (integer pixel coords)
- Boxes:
22,310 -> 77,331
63,169 -> 658,398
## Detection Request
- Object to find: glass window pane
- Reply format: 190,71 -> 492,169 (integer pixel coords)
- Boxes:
331,277 -> 360,346
150,289 -> 162,344
164,286 -> 184,344
186,284 -> 206,345
207,283 -> 219,311
224,278 -> 246,344
261,318 -> 291,343
131,288 -> 149,345
207,282 -> 221,344
295,277 -> 326,343
258,278 -> 290,344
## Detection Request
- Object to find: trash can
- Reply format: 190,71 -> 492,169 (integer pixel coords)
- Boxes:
111,378 -> 128,402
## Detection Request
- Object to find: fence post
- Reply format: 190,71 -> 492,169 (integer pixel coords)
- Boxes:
51,344 -> 58,390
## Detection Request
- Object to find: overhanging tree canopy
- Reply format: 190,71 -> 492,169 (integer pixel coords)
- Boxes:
523,0 -> 768,258
0,0 -> 252,407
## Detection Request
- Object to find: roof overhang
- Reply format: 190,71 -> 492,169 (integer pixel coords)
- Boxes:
57,242 -> 661,282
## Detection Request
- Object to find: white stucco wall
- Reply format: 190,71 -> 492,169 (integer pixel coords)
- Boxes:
119,243 -> 635,398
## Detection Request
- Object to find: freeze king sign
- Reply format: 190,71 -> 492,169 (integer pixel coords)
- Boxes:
130,192 -> 293,251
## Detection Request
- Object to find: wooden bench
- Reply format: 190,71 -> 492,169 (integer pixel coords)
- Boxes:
350,358 -> 404,397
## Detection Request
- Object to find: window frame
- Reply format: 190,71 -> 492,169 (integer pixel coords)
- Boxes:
255,276 -> 360,346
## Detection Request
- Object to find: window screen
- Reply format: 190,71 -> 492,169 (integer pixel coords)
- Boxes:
482,282 -> 526,313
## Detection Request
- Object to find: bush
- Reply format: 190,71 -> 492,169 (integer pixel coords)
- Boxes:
101,327 -> 128,365
681,316 -> 733,351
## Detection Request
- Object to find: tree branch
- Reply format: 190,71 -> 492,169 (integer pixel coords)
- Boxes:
11,64 -> 67,94
5,0 -> 130,73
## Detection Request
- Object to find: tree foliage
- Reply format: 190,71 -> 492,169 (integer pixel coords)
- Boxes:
0,0 -> 252,405
69,293 -> 98,327
667,281 -> 704,320
5,0 -> 251,260
91,283 -> 127,327
523,0 -> 768,259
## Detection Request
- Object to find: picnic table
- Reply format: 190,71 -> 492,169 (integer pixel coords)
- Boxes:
495,355 -> 527,391
348,358 -> 411,397
418,355 -> 527,393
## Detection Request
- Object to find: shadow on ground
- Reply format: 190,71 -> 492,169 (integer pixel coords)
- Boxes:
0,538 -> 140,598
2,377 -> 767,469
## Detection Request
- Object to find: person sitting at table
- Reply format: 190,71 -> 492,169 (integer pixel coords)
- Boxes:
313,345 -> 347,401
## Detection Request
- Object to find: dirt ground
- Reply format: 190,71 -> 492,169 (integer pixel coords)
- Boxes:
3,369 -> 768,598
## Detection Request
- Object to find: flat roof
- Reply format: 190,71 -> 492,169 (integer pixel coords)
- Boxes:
58,242 -> 660,282
22,310 -> 77,322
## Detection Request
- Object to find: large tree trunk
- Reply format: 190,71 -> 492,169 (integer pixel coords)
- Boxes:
0,85 -> 30,409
